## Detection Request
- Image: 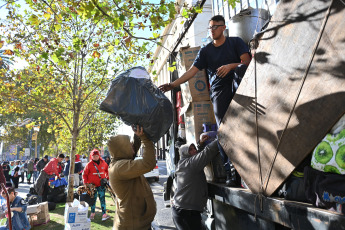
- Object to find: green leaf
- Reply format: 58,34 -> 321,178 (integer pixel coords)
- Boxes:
41,53 -> 49,59
195,6 -> 203,13
168,66 -> 176,72
28,14 -> 40,26
51,54 -> 59,63
119,14 -> 125,22
107,45 -> 114,53
55,48 -> 65,57
227,0 -> 240,8
54,24 -> 61,31
73,37 -> 82,51
43,13 -> 51,20
181,9 -> 188,18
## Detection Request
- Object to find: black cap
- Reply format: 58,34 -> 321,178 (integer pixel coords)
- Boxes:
44,155 -> 49,159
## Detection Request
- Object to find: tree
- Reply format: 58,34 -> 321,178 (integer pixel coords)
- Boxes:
1,1 -> 127,201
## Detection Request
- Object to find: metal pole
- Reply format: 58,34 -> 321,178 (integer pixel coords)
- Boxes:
35,139 -> 37,159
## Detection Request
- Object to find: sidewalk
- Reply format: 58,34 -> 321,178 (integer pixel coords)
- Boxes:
16,180 -> 31,199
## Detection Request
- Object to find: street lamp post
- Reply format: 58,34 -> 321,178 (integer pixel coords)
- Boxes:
33,126 -> 40,159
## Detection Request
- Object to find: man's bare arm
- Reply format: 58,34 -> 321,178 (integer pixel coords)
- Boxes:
158,66 -> 199,92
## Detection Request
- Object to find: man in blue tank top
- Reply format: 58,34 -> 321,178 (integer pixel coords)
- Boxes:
159,15 -> 251,186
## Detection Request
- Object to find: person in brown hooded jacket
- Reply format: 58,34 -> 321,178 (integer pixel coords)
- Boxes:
108,125 -> 156,230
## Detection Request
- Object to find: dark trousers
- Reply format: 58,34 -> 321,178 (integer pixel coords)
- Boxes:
42,178 -> 50,202
211,64 -> 248,173
11,176 -> 19,188
172,206 -> 201,230
20,172 -> 25,182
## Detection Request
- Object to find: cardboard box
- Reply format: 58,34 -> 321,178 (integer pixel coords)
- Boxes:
182,101 -> 217,144
64,201 -> 89,224
31,202 -> 50,226
27,204 -> 41,215
177,47 -> 210,103
65,220 -> 91,230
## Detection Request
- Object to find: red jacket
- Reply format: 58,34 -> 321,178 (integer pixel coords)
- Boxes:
82,159 -> 109,187
43,158 -> 59,176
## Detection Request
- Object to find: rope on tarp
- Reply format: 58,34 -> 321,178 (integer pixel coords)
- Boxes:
252,0 -> 270,219
260,0 -> 335,194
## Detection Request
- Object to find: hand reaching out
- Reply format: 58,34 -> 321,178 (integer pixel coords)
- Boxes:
158,83 -> 174,93
132,125 -> 144,137
200,135 -> 209,145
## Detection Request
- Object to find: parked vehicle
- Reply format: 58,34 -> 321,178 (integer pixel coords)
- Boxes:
136,157 -> 159,182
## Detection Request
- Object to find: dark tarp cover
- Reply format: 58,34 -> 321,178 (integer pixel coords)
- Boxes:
100,66 -> 173,142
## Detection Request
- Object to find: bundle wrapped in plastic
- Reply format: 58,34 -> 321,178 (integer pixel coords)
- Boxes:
100,66 -> 173,142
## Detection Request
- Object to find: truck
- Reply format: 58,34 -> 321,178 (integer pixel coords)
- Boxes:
161,0 -> 345,229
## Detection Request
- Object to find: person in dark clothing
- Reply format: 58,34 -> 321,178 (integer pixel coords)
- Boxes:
11,161 -> 21,189
33,159 -> 39,183
36,155 -> 49,174
74,155 -> 82,187
63,156 -> 70,177
20,161 -> 25,183
172,136 -> 219,230
2,163 -> 10,185
159,15 -> 251,186
104,156 -> 111,166
27,159 -> 34,184
0,165 -> 6,187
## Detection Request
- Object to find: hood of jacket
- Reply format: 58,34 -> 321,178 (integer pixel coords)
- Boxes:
108,135 -> 134,160
179,143 -> 192,160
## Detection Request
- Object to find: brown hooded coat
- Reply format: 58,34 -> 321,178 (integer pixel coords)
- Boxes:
108,134 -> 156,230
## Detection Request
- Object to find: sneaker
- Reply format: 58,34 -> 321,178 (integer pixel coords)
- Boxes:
90,213 -> 95,220
102,214 -> 111,221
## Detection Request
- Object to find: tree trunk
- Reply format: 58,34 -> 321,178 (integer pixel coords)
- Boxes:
67,112 -> 81,202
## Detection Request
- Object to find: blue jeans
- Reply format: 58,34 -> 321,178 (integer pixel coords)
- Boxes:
217,140 -> 230,172
33,171 -> 38,183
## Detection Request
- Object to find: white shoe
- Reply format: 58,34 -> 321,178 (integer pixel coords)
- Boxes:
102,214 -> 111,221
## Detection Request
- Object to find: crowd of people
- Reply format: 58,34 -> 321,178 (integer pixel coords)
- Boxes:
0,150 -> 114,229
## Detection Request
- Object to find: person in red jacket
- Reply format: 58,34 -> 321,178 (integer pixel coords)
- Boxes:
34,154 -> 65,202
82,149 -> 110,221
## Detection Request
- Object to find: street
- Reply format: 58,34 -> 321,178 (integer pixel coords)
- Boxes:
149,160 -> 176,229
